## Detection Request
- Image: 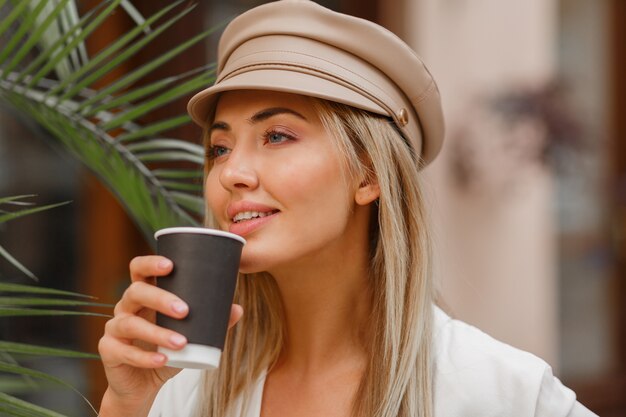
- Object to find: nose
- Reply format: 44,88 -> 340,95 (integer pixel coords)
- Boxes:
218,146 -> 259,191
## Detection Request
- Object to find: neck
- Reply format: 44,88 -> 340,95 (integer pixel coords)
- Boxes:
269,223 -> 372,374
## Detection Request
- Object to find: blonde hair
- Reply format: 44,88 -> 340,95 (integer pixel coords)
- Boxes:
195,98 -> 434,417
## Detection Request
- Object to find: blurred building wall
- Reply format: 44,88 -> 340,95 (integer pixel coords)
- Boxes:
386,0 -> 561,367
557,0 -> 614,379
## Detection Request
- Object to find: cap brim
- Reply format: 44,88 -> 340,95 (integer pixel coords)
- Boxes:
187,68 -> 388,127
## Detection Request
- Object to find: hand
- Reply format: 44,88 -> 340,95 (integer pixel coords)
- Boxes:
98,255 -> 243,416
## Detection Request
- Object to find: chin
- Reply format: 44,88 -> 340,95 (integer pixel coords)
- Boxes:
237,255 -> 269,275
236,242 -> 281,275
238,265 -> 260,275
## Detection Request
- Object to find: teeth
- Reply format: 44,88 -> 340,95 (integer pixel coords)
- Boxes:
233,210 -> 275,223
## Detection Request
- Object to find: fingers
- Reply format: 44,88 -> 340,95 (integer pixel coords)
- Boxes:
102,254 -> 243,373
114,281 -> 188,318
101,302 -> 244,371
106,314 -> 187,349
99,335 -> 167,369
101,301 -> 188,370
103,255 -> 189,366
129,255 -> 173,283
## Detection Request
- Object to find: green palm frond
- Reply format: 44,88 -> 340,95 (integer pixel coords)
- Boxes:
0,196 -> 107,416
0,196 -> 110,316
0,195 -> 112,318
0,362 -> 97,415
0,195 -> 70,281
0,1 -> 220,412
0,392 -> 68,417
0,0 -> 218,241
0,342 -> 98,360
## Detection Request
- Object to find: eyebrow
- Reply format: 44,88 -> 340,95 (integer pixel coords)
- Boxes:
208,107 -> 308,136
249,107 -> 307,123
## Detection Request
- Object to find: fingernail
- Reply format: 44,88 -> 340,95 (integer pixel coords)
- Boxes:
172,300 -> 188,314
153,353 -> 166,364
169,333 -> 187,347
158,259 -> 172,269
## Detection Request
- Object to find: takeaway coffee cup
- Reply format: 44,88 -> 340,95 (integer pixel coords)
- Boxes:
154,227 -> 245,369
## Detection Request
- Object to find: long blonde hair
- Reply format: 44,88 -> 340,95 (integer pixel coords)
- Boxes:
195,98 -> 434,417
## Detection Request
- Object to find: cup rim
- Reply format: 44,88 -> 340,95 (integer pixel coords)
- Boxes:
154,227 -> 246,245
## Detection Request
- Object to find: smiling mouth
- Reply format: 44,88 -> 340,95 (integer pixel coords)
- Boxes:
232,210 -> 279,223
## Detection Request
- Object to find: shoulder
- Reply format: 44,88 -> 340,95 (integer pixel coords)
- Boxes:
432,306 -> 596,417
148,368 -> 266,417
148,369 -> 203,417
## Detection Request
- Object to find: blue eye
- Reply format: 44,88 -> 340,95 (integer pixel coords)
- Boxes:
264,130 -> 294,144
206,145 -> 230,160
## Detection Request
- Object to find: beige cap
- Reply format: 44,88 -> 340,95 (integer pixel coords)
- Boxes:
187,0 -> 445,167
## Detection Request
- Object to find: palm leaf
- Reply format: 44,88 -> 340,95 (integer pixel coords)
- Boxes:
0,392 -> 68,417
0,362 -> 97,415
0,244 -> 37,281
0,1 -> 30,39
0,297 -> 110,308
0,248 -> 111,311
7,1 -> 109,86
25,0 -> 123,88
0,377 -> 38,395
50,0 -> 187,103
0,196 -> 71,281
0,342 -> 98,360
0,195 -> 39,205
0,283 -> 95,299
0,201 -> 70,224
0,196 -> 107,417
0,308 -> 109,318
2,0 -> 73,77
0,0 -> 47,66
0,3 -> 218,412
0,0 -> 219,242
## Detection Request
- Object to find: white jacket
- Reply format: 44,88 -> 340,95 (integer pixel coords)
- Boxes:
149,307 -> 597,417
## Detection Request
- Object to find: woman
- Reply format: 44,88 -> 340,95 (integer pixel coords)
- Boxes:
98,1 -> 596,416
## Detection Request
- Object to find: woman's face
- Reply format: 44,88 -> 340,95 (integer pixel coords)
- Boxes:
205,90 -> 374,274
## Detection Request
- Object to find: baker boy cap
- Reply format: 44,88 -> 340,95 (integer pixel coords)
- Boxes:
187,0 -> 445,167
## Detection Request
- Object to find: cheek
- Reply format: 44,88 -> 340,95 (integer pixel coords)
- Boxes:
204,170 -> 227,221
271,151 -> 354,228
275,152 -> 342,198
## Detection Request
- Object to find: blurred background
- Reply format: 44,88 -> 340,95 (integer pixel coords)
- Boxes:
0,0 -> 623,415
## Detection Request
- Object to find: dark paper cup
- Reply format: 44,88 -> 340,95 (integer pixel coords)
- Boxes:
154,227 -> 245,369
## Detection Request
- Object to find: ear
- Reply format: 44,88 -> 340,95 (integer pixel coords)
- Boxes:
355,180 -> 380,206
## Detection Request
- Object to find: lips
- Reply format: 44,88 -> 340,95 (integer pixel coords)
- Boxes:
227,201 -> 280,236
233,210 -> 279,223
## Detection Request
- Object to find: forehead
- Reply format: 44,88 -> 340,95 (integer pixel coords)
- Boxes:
213,90 -> 319,120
